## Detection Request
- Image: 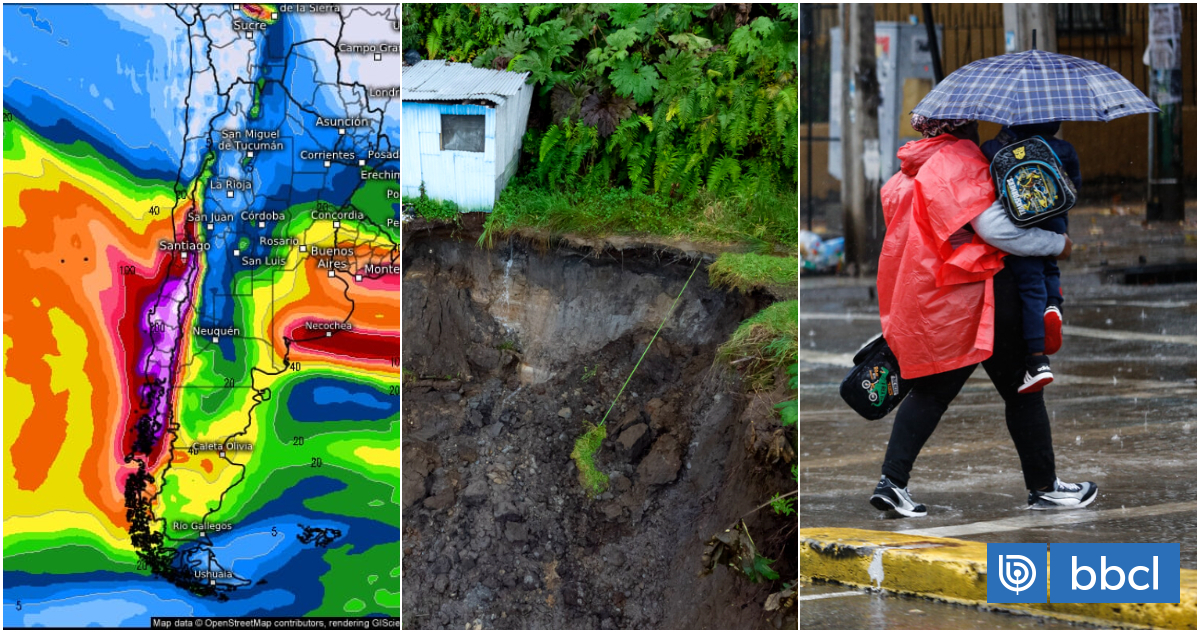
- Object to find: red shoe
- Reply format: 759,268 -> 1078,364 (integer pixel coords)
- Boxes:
1044,305 -> 1063,355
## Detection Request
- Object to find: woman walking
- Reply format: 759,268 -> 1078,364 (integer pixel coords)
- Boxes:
870,115 -> 1098,517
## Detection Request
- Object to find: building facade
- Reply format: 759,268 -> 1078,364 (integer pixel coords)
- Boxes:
402,61 -> 534,211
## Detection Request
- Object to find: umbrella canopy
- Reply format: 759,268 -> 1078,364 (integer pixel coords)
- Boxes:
912,49 -> 1159,126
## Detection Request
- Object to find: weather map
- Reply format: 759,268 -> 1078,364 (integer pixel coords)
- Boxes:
4,4 -> 401,627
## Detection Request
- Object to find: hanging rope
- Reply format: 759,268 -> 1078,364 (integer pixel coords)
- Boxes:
598,257 -> 704,427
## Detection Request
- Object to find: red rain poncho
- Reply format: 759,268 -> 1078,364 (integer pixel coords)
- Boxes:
877,135 -> 1008,379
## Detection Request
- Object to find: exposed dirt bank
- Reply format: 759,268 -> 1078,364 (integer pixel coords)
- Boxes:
402,220 -> 797,629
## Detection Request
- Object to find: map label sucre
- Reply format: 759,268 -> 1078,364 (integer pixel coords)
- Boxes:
232,19 -> 265,31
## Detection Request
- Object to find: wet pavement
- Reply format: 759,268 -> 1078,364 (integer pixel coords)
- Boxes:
799,582 -> 1100,629
800,211 -> 1197,627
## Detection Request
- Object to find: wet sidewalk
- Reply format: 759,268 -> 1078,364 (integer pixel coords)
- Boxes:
800,582 -> 1099,629
800,211 -> 1197,626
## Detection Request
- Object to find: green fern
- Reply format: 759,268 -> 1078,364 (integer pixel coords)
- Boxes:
406,2 -> 798,223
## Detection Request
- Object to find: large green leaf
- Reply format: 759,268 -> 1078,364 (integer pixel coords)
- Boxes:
610,55 -> 660,105
608,3 -> 647,27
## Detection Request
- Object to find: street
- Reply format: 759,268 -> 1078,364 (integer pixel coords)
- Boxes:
799,209 -> 1197,626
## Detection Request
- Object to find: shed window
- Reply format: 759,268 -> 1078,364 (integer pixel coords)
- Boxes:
440,114 -> 485,152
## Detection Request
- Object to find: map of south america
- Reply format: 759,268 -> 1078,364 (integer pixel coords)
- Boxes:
4,4 -> 401,625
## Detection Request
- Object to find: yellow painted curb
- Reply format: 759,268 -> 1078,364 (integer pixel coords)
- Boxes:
800,527 -> 1197,630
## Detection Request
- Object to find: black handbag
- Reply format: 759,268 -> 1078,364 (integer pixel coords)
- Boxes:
839,335 -> 912,420
989,137 -> 1077,228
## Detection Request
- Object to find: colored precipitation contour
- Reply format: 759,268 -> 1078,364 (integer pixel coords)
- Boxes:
3,7 -> 399,626
4,502 -> 400,626
1,121 -> 401,622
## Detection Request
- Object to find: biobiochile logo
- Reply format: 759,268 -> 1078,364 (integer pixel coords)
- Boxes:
987,543 -> 1181,604
1050,543 -> 1180,603
987,543 -> 1047,603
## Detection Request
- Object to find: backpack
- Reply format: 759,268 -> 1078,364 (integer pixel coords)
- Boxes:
989,136 -> 1076,228
839,335 -> 912,421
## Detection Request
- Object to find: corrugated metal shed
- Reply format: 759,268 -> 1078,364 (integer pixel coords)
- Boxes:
402,61 -> 531,106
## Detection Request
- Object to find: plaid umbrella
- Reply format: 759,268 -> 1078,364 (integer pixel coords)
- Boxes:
912,50 -> 1159,125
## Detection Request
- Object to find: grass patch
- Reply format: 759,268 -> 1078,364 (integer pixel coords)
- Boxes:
480,177 -> 798,250
569,422 -> 609,498
717,300 -> 798,389
708,252 -> 799,293
402,194 -> 459,221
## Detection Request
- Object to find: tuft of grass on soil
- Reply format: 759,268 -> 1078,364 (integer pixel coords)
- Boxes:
402,195 -> 460,221
708,252 -> 799,293
480,177 -> 798,250
717,300 -> 798,389
570,422 -> 609,498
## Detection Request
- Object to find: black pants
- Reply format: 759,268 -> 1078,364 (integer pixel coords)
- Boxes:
881,268 -> 1057,491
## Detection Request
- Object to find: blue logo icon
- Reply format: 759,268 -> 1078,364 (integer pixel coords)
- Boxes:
1050,543 -> 1180,603
987,543 -> 1047,603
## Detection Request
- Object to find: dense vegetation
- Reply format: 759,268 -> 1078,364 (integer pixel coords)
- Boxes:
402,3 -> 799,249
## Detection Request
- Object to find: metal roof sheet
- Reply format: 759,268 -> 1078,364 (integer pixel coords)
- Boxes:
402,60 -> 531,105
